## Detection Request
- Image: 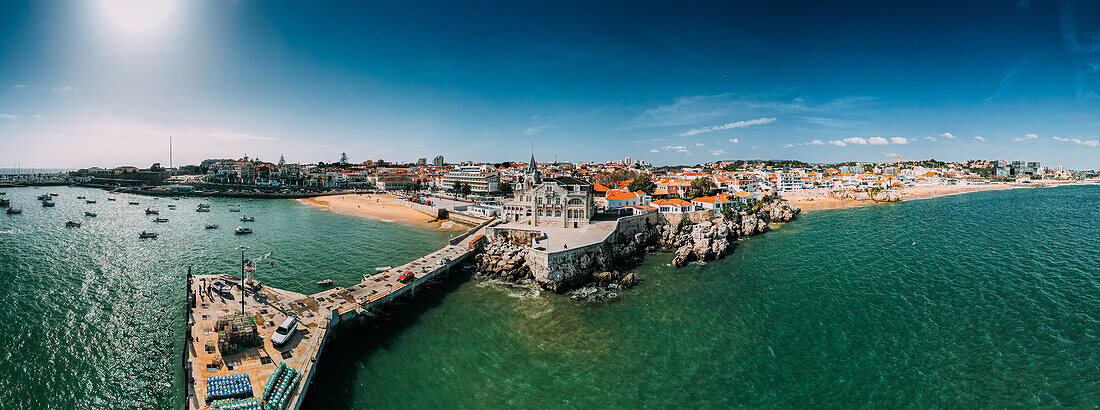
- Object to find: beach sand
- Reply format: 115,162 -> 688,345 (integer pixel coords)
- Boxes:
785,181 -> 1072,212
301,193 -> 464,230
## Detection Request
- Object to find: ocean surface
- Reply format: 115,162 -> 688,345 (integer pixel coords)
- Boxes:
1,185 -> 1098,408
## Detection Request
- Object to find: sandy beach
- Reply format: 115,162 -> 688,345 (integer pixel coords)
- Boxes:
301,193 -> 464,230
785,181 -> 1074,212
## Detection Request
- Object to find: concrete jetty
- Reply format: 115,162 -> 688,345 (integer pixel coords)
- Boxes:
184,221 -> 496,410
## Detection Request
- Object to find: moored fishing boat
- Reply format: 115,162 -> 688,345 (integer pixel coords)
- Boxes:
65,220 -> 81,227
234,226 -> 253,235
42,201 -> 55,207
145,208 -> 159,215
317,279 -> 333,286
153,217 -> 169,223
85,200 -> 96,204
84,211 -> 97,217
5,208 -> 20,214
205,224 -> 219,229
138,231 -> 158,239
374,266 -> 392,272
240,216 -> 255,222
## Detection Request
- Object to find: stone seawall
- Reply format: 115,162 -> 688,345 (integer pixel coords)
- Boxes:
477,199 -> 802,293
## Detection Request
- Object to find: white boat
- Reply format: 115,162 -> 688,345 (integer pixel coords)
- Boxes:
317,279 -> 333,286
65,220 -> 81,227
138,231 -> 158,238
84,211 -> 97,217
240,216 -> 255,222
153,217 -> 169,223
374,266 -> 392,272
234,226 -> 253,235
205,224 -> 219,229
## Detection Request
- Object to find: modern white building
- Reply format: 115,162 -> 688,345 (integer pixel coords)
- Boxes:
440,165 -> 499,194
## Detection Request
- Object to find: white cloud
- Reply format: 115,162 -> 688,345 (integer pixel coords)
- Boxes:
52,85 -> 77,95
890,137 -> 909,144
829,140 -> 847,147
1052,136 -> 1099,147
0,113 -> 19,120
924,136 -> 937,141
973,136 -> 986,142
940,132 -> 957,139
662,145 -> 691,154
695,142 -> 704,146
729,138 -> 739,143
709,150 -> 725,156
843,137 -> 868,145
868,137 -> 889,145
649,149 -> 659,153
808,139 -> 825,146
524,126 -> 546,135
782,144 -> 794,148
1014,133 -> 1038,142
678,117 -> 777,137
13,84 -> 26,89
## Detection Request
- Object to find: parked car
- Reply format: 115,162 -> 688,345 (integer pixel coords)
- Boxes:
271,316 -> 298,346
398,271 -> 415,283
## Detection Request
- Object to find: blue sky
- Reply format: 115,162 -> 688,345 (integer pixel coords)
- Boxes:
3,0 -> 1100,169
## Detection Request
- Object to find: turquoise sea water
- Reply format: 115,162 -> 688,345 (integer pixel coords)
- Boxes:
1,185 -> 1098,408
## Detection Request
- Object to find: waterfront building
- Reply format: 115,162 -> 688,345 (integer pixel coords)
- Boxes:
691,195 -> 733,211
651,198 -> 693,213
603,190 -> 649,211
433,155 -> 445,166
441,165 -> 499,194
502,155 -> 595,228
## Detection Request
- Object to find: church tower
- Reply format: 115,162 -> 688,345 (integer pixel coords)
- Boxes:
524,154 -> 541,190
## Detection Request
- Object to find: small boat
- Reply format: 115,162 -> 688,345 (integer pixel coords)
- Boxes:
49,193 -> 58,197
167,204 -> 176,208
240,216 -> 255,222
153,217 -> 169,223
145,208 -> 159,215
76,196 -> 86,199
42,201 -> 55,207
0,198 -> 9,207
107,197 -> 116,201
317,279 -> 333,286
205,224 -> 219,229
234,226 -> 253,235
85,200 -> 97,204
129,201 -> 139,205
138,231 -> 158,239
6,208 -> 22,214
37,194 -> 51,200
195,207 -> 210,212
65,220 -> 81,227
84,211 -> 97,217
198,203 -> 210,208
374,266 -> 392,272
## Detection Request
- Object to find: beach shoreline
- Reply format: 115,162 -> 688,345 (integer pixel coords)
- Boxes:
784,180 -> 1078,212
300,193 -> 465,230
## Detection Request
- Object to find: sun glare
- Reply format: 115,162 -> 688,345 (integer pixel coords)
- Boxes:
98,0 -> 177,32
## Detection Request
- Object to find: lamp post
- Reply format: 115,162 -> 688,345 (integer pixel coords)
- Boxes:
237,246 -> 249,314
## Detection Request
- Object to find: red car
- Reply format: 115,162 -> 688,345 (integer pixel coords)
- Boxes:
398,271 -> 415,283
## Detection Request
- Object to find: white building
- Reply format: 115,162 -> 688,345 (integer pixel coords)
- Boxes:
441,165 -> 499,194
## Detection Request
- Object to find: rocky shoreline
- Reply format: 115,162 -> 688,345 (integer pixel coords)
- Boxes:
476,197 -> 801,293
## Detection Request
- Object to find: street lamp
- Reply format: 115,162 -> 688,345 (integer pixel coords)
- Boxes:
236,246 -> 249,314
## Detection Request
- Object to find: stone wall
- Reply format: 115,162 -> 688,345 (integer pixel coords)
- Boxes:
658,209 -> 714,226
524,213 -> 659,292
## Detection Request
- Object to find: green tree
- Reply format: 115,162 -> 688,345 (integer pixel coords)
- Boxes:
627,175 -> 657,194
460,182 -> 472,198
498,181 -> 513,197
339,152 -> 349,165
688,177 -> 717,199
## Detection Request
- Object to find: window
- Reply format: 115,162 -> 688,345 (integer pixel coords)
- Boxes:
568,198 -> 583,205
554,210 -> 561,217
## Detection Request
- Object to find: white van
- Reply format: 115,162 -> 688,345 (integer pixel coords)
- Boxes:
271,316 -> 298,346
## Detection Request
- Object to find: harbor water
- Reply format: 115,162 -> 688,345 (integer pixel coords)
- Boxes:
0,185 -> 1097,408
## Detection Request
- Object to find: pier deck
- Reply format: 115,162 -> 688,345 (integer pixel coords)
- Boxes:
185,223 -> 493,409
